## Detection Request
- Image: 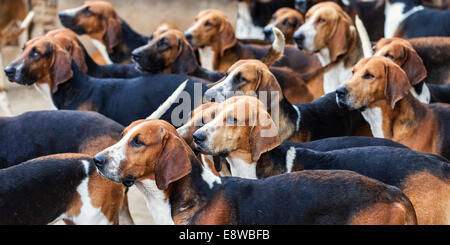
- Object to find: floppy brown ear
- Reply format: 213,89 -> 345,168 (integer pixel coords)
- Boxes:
328,15 -> 354,63
249,112 -> 280,162
385,62 -> 411,109
50,47 -> 73,93
103,14 -> 122,53
155,130 -> 192,190
219,20 -> 237,57
70,39 -> 88,73
172,38 -> 198,74
401,46 -> 427,86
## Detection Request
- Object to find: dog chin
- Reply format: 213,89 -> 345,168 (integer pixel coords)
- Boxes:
97,168 -> 122,184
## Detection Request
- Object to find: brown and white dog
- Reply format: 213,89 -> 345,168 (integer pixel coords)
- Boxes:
293,2 -> 365,94
263,7 -> 304,44
0,153 -> 129,225
93,119 -> 417,225
336,56 -> 450,159
373,37 -> 431,104
184,9 -> 321,77
58,1 -> 149,64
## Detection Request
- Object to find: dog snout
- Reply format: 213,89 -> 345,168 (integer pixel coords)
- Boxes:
184,32 -> 193,42
58,12 -> 74,27
193,131 -> 207,144
93,154 -> 107,169
293,31 -> 305,50
336,87 -> 348,99
131,49 -> 143,63
263,26 -> 274,41
4,65 -> 16,81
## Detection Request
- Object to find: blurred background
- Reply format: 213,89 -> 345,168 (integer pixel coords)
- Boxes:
0,0 -> 238,117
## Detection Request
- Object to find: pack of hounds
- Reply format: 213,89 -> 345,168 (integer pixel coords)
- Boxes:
0,0 -> 449,225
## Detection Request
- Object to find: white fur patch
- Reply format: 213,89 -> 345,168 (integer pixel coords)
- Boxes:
226,157 -> 257,179
92,39 -> 113,65
323,61 -> 353,93
198,46 -> 215,71
200,155 -> 222,188
409,84 -> 430,104
34,83 -> 58,110
292,104 -> 301,132
361,107 -> 384,138
285,146 -> 296,173
204,64 -> 242,102
236,2 -> 265,40
384,2 -> 424,38
0,91 -> 12,116
56,160 -> 111,225
295,11 -> 319,52
135,179 -> 174,225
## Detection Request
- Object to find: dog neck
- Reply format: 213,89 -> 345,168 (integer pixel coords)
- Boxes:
383,1 -> 424,38
190,61 -> 226,82
316,29 -> 363,93
107,19 -> 149,63
143,153 -> 224,225
276,98 -> 301,142
364,93 -> 431,142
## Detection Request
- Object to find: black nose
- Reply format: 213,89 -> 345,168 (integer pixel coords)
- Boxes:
93,154 -> 107,168
184,32 -> 193,41
294,33 -> 305,50
193,131 -> 207,144
4,65 -> 16,80
263,27 -> 272,39
58,12 -> 73,27
335,87 -> 348,99
131,50 -> 143,62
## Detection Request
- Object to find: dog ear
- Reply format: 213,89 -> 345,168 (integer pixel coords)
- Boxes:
70,39 -> 88,73
172,38 -> 198,74
50,46 -> 73,93
103,13 -> 122,53
385,61 -> 411,109
249,110 -> 280,162
328,14 -> 354,63
155,130 -> 192,190
401,46 -> 427,86
219,20 -> 237,57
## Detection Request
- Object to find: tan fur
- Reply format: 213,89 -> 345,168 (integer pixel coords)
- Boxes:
349,202 -> 414,225
79,135 -> 119,156
268,8 -> 304,44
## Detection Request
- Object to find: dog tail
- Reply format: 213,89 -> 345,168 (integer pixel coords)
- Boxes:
261,27 -> 285,67
146,79 -> 188,119
355,14 -> 373,58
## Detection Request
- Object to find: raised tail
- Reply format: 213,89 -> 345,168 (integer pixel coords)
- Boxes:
146,79 -> 188,119
354,14 -> 373,58
261,27 -> 285,67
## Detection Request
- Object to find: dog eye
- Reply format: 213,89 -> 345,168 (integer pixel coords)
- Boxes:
227,116 -> 238,125
30,50 -> 41,58
131,136 -> 145,147
384,53 -> 394,60
316,18 -> 325,24
82,7 -> 92,15
282,19 -> 290,26
204,21 -> 212,27
363,72 -> 374,79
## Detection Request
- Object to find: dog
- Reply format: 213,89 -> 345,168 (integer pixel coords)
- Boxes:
376,0 -> 450,38
58,1 -> 149,64
93,119 -> 416,225
0,153 -> 128,225
263,8 -> 304,44
336,56 -> 450,159
294,2 -> 365,94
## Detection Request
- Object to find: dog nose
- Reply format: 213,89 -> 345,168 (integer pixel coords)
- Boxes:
4,65 -> 16,80
263,27 -> 272,38
58,12 -> 73,27
184,32 -> 193,41
293,32 -> 305,50
93,154 -> 107,168
193,131 -> 207,143
335,87 -> 348,99
131,50 -> 142,62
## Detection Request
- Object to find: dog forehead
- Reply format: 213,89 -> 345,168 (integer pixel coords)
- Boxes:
227,59 -> 266,74
84,0 -> 115,12
196,9 -> 226,22
306,2 -> 340,19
